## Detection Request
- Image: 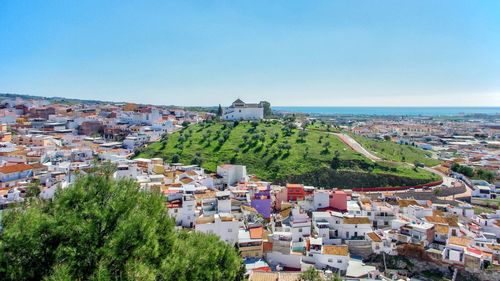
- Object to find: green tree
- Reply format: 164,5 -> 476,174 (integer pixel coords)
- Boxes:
25,180 -> 41,198
242,135 -> 249,143
298,130 -> 308,143
261,101 -> 272,118
299,267 -> 322,281
217,104 -> 223,117
475,169 -> 495,183
331,151 -> 341,170
191,156 -> 203,166
172,154 -> 180,163
0,173 -> 242,281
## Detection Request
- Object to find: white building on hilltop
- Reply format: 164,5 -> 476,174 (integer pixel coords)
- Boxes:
223,99 -> 264,121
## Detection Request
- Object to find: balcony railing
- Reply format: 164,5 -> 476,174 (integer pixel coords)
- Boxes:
374,215 -> 395,220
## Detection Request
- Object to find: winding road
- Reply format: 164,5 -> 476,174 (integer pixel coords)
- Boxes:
333,133 -> 381,162
333,133 -> 473,198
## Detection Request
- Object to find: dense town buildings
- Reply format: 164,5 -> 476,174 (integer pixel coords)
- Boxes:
0,96 -> 498,280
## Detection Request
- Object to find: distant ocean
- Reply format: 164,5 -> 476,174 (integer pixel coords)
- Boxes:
272,107 -> 500,116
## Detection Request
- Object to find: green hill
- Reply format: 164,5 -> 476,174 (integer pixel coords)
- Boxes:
351,134 -> 441,167
137,120 -> 439,188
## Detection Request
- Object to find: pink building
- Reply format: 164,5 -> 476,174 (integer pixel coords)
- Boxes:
273,187 -> 287,210
329,190 -> 347,212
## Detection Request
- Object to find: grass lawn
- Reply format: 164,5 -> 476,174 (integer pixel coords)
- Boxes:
351,134 -> 441,167
138,121 -> 439,187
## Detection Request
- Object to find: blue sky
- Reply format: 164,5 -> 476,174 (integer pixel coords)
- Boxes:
1,1 -> 499,106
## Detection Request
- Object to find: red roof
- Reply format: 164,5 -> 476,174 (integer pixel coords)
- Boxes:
467,247 -> 482,256
0,163 -> 33,174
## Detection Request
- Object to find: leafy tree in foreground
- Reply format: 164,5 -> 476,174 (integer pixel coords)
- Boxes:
0,173 -> 243,281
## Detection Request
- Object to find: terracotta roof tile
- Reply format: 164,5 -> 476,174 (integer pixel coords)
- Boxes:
323,245 -> 349,256
435,224 -> 449,235
0,163 -> 33,174
367,232 -> 382,242
425,215 -> 459,227
248,272 -> 278,281
343,217 -> 371,224
448,236 -> 471,247
398,199 -> 420,208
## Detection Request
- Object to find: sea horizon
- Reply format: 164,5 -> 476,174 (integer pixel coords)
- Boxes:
272,106 -> 500,116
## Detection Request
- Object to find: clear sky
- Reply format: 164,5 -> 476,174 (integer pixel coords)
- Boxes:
1,1 -> 499,106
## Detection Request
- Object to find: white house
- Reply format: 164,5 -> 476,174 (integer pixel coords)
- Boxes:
313,190 -> 330,210
122,134 -> 150,150
304,243 -> 350,274
167,194 -> 196,228
195,213 -> 240,245
222,99 -> 264,121
366,231 -> 397,255
442,236 -> 472,265
340,216 -> 373,240
113,163 -> 139,180
216,164 -> 247,187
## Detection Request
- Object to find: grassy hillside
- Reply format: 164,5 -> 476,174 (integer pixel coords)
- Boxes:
137,120 -> 439,188
351,134 -> 441,167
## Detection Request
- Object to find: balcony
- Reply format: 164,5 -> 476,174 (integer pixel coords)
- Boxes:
374,215 -> 395,221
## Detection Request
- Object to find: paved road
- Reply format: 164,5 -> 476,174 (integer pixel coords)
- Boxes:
333,133 -> 381,161
333,133 -> 473,199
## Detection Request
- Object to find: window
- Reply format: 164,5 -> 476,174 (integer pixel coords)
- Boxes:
367,212 -> 371,216
298,228 -> 303,233
337,259 -> 342,263
228,229 -> 232,233
328,258 -> 333,263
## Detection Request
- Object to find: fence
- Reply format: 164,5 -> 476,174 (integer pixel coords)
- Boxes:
351,180 -> 443,192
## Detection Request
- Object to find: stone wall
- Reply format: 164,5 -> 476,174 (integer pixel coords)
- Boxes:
346,240 -> 373,259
